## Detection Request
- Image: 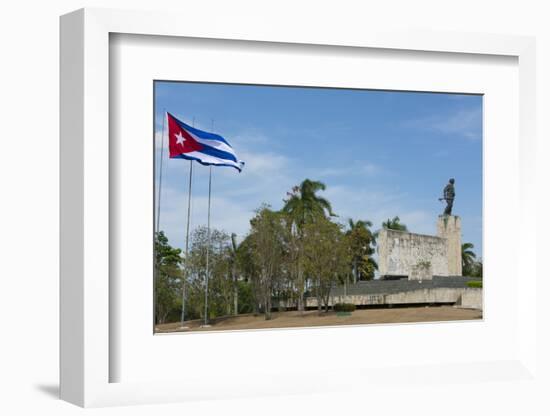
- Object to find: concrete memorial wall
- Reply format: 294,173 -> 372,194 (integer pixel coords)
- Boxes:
378,215 -> 462,279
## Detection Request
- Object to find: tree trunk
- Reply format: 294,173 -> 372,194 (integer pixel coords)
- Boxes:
297,268 -> 305,313
324,290 -> 330,313
264,291 -> 272,320
252,277 -> 260,316
233,270 -> 238,315
316,278 -> 323,314
343,275 -> 348,303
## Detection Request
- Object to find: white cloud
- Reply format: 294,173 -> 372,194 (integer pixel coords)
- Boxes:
323,184 -> 435,234
431,107 -> 482,140
315,162 -> 381,179
398,210 -> 434,235
235,149 -> 291,177
154,130 -> 166,151
230,130 -> 271,147
406,106 -> 482,141
158,186 -> 256,249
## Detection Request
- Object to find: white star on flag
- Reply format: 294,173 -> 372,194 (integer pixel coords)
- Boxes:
175,131 -> 186,146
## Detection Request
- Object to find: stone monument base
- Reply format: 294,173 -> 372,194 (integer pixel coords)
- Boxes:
436,215 -> 462,276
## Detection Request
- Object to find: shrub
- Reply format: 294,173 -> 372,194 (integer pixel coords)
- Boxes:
467,280 -> 482,288
333,303 -> 356,312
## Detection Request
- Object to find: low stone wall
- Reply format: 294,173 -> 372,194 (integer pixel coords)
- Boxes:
277,278 -> 483,310
303,287 -> 481,309
456,288 -> 483,309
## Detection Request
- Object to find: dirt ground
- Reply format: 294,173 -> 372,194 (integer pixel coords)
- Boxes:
155,306 -> 482,333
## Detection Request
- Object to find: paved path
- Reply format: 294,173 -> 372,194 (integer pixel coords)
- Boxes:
156,306 -> 482,333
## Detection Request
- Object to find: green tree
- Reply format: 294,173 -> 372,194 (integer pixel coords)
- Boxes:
279,213 -> 305,312
229,233 -> 240,315
462,242 -> 477,276
154,231 -> 183,324
282,179 -> 336,312
235,234 -> 262,315
186,226 -> 232,321
470,258 -> 483,278
235,280 -> 255,314
248,205 -> 286,320
302,215 -> 350,312
346,218 -> 377,282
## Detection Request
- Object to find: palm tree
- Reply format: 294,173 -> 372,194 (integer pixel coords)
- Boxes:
348,218 -> 373,231
282,179 -> 335,312
461,242 -> 476,276
282,179 -> 335,226
382,216 -> 408,231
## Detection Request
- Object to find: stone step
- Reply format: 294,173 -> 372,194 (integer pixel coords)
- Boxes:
329,276 -> 481,296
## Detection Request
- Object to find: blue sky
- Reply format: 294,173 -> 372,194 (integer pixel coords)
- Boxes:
155,81 -> 483,261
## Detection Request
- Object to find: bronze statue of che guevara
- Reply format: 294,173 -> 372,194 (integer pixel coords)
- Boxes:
441,178 -> 455,215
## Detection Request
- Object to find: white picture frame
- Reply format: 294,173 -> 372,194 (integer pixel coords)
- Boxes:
60,8 -> 537,408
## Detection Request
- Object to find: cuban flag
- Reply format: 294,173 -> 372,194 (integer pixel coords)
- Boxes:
167,112 -> 244,172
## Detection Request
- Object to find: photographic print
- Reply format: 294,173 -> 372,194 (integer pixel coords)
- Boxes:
153,81 -> 483,333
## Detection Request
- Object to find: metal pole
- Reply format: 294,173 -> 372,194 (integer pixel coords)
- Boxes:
180,160 -> 193,325
155,110 -> 166,327
204,165 -> 212,325
204,119 -> 215,326
180,116 -> 195,326
156,110 -> 167,235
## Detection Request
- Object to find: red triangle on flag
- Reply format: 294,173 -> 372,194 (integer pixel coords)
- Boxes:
167,114 -> 203,157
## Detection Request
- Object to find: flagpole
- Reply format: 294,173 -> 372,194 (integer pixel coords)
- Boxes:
204,119 -> 214,326
181,116 -> 195,326
155,110 -> 166,327
156,110 -> 166,235
204,165 -> 212,326
181,160 -> 193,325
